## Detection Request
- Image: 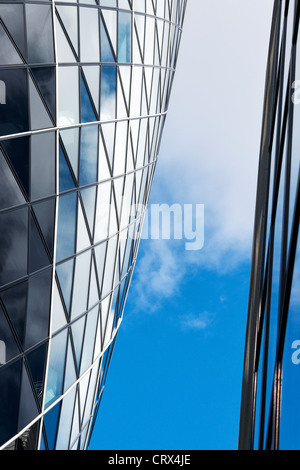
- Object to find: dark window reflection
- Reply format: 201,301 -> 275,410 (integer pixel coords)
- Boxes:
0,149 -> 25,211
29,211 -> 51,274
26,342 -> 48,406
0,280 -> 28,351
0,359 -> 22,447
0,304 -> 21,365
0,69 -> 29,137
24,268 -> 52,351
18,362 -> 39,432
0,207 -> 28,288
32,198 -> 56,259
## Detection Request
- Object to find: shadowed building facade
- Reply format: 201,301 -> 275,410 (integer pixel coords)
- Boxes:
0,0 -> 186,450
239,0 -> 300,450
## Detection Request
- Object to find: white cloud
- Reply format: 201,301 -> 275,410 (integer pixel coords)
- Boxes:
179,312 -> 214,331
132,239 -> 186,312
156,0 -> 274,271
128,0 -> 275,316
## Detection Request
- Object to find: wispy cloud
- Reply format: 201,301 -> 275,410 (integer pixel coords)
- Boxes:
179,312 -> 214,331
131,239 -> 186,313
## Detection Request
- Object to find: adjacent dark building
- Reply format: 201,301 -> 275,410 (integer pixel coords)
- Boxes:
239,0 -> 300,450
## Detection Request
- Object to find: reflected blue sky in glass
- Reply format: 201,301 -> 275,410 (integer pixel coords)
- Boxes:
100,66 -> 116,120
79,125 -> 98,186
81,75 -> 97,123
118,12 -> 131,63
56,192 -> 77,261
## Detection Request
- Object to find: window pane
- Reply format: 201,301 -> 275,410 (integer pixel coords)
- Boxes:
0,68 -> 28,136
58,66 -> 79,126
79,125 -> 98,186
118,11 -> 131,63
56,192 -> 77,261
100,66 -> 116,120
26,5 -> 54,64
0,207 -> 28,288
79,7 -> 99,62
44,329 -> 68,408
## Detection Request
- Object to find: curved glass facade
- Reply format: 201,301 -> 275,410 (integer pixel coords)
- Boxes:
0,0 -> 187,450
239,0 -> 300,450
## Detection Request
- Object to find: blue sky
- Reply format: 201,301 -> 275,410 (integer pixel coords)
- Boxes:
89,0 -> 274,450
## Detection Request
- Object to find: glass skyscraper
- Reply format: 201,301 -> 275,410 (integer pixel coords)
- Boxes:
0,0 -> 187,450
239,0 -> 300,450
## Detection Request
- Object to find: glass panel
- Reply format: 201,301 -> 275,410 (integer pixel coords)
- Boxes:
59,144 -> 76,193
79,7 -> 99,62
82,361 -> 98,425
32,198 -> 56,259
0,149 -> 25,211
0,280 -> 27,349
26,5 -> 54,64
0,23 -> 23,65
31,132 -> 55,200
81,75 -> 97,123
29,76 -> 53,131
134,0 -> 145,13
0,359 -> 22,447
58,66 -> 79,126
26,342 -> 48,406
80,186 -> 97,236
55,15 -> 77,63
60,127 -> 80,180
82,66 -> 100,115
94,181 -> 111,243
25,268 -> 52,350
70,250 -> 91,320
56,192 -> 77,261
63,336 -> 77,392
101,235 -> 117,298
18,363 -> 39,431
0,4 -> 26,58
100,0 -> 117,6
100,15 -> 115,63
79,125 -> 98,186
44,328 -> 68,408
100,66 -> 116,120
71,315 -> 86,369
80,305 -> 98,374
43,401 -> 61,450
28,211 -> 50,274
0,206 -> 28,288
55,386 -> 76,450
0,68 -> 28,136
56,258 -> 75,315
0,304 -> 21,365
57,5 -> 78,55
118,11 -> 131,63
76,200 -> 90,252
31,67 -> 56,123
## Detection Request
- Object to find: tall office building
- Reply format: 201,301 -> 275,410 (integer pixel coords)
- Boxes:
0,0 -> 187,450
239,0 -> 300,450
